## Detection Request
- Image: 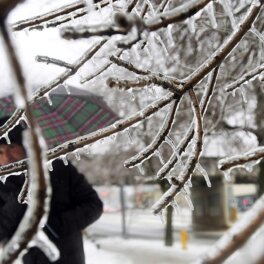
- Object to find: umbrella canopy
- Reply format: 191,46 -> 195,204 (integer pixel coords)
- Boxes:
0,85 -> 118,148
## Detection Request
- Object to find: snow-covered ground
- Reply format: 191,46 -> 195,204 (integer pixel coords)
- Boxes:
83,236 -> 210,264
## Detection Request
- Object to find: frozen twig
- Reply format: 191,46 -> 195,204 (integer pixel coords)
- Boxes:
218,146 -> 264,171
124,97 -> 181,168
36,55 -> 74,69
107,74 -> 183,93
152,88 -> 203,214
225,63 -> 264,92
197,194 -> 264,264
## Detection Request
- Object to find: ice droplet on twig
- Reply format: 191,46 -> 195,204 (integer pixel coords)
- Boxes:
0,175 -> 7,184
158,210 -> 165,224
223,169 -> 231,181
63,83 -> 71,94
166,24 -> 175,47
239,87 -> 247,104
61,155 -> 68,166
4,133 -> 11,144
187,16 -> 196,34
182,192 -> 194,211
45,93 -> 53,106
196,163 -> 212,187
47,161 -> 53,172
155,149 -> 165,165
22,114 -> 30,128
137,163 -> 145,175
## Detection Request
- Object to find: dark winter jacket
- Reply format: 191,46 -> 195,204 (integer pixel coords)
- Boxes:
0,160 -> 103,264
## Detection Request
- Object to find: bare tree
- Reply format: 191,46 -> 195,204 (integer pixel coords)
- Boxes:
0,0 -> 264,263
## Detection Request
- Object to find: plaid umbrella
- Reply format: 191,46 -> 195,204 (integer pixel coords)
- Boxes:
0,85 -> 118,148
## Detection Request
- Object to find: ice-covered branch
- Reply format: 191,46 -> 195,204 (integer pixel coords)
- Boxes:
0,39 -> 107,140
0,93 -> 176,177
124,97 -> 181,168
127,0 -> 139,13
152,89 -> 203,214
157,67 -> 219,179
225,63 -> 264,92
145,0 -> 213,31
197,193 -> 264,264
0,16 -> 50,264
218,146 -> 264,171
181,1 -> 264,92
10,0 -> 115,31
107,74 -> 183,93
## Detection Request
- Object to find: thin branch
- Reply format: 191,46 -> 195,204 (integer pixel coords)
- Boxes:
218,146 -> 264,171
36,55 -> 74,69
127,0 -> 139,13
197,194 -> 264,264
225,63 -> 264,92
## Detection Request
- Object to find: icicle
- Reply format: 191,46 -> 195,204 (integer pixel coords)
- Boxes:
186,178 -> 192,188
232,87 -> 238,97
125,128 -> 133,144
4,133 -> 11,144
205,1 -> 217,29
137,163 -> 145,175
84,0 -> 95,13
63,83 -> 71,94
47,161 -> 53,172
154,34 -> 169,57
171,200 -> 181,214
175,149 -> 184,167
187,16 -> 196,34
74,150 -> 81,161
219,0 -> 236,29
239,87 -> 247,103
96,1 -> 102,13
184,185 -> 191,196
154,149 -> 165,165
196,163 -> 211,187
61,155 -> 68,166
158,210 -> 165,224
165,136 -> 176,151
0,175 -> 7,184
128,89 -> 136,101
109,0 -> 113,10
22,114 -> 30,128
183,192 -> 194,211
166,24 -> 175,47
45,93 -> 53,106
223,169 -> 231,181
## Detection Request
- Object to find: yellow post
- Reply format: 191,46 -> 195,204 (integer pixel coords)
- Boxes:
231,207 -> 238,222
180,229 -> 188,250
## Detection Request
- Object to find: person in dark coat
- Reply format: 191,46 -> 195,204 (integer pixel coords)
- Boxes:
0,117 -> 103,264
